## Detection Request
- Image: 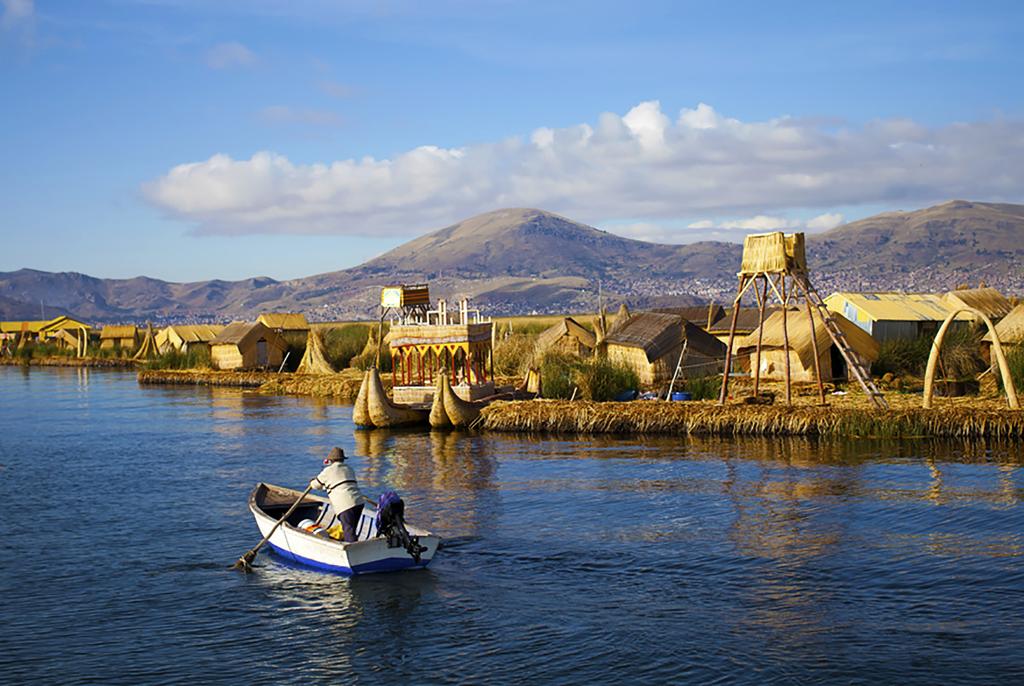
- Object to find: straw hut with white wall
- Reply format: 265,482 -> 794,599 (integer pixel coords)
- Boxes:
737,308 -> 879,382
210,321 -> 286,370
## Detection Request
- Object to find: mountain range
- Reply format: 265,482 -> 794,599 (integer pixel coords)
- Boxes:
1,200 -> 1022,323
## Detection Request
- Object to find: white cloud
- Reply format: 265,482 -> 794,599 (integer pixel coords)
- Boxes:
806,212 -> 844,231
718,215 -> 790,230
318,80 -> 352,98
205,41 -> 257,69
1,0 -> 32,39
258,106 -> 342,128
1,0 -> 31,26
144,100 -> 1024,236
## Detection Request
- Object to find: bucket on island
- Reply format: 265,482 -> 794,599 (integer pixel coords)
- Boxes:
670,391 -> 692,401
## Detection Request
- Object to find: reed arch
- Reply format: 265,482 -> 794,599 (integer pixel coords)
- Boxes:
922,307 -> 1019,410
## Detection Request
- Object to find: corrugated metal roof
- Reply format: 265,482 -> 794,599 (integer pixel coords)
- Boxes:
824,292 -> 970,323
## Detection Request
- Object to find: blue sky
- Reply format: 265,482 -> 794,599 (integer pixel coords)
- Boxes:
2,0 -> 1023,282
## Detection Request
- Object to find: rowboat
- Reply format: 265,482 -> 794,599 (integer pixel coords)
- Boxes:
248,482 -> 440,575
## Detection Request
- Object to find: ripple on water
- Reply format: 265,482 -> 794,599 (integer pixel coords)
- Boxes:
2,367 -> 1024,684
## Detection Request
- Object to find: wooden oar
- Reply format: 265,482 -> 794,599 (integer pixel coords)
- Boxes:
233,484 -> 314,572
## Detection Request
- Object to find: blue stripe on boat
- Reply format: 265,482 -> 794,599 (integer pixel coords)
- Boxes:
267,542 -> 430,576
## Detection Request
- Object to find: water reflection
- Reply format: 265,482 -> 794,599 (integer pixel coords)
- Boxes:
353,428 -> 500,537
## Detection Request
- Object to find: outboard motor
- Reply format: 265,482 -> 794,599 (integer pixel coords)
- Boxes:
376,491 -> 428,563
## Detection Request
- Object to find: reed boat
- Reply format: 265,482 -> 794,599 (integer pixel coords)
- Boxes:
248,482 -> 440,575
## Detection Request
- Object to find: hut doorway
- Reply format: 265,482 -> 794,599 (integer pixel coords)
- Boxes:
256,339 -> 268,366
829,345 -> 846,380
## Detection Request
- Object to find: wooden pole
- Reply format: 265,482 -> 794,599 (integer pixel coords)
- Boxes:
752,275 -> 768,398
795,277 -> 827,405
780,276 -> 792,405
718,275 -> 749,405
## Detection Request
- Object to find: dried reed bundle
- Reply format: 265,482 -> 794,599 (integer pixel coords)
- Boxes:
480,400 -> 1024,439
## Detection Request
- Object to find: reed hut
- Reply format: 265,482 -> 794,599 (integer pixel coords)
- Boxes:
99,325 -> 139,351
534,317 -> 596,358
737,308 -> 879,382
944,287 -> 1014,323
257,312 -> 309,335
38,316 -> 91,340
706,307 -> 780,346
824,292 -> 970,342
981,303 -> 1024,360
155,324 -> 225,354
209,321 -> 286,370
604,312 -> 726,386
0,318 -> 80,343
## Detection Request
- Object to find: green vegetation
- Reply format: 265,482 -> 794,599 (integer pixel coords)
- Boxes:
872,335 -> 932,377
573,357 -> 640,402
493,333 -> 536,376
539,351 -> 577,399
872,328 -> 985,381
322,325 -> 371,369
537,351 -> 639,401
997,346 -> 1024,394
681,374 -> 722,401
936,326 -> 985,380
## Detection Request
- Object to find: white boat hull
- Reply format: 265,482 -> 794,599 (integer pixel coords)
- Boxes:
249,483 -> 439,575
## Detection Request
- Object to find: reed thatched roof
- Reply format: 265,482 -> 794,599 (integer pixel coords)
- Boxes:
652,304 -> 725,329
257,312 -> 309,331
535,317 -> 596,353
739,232 -> 806,275
707,307 -> 781,335
159,324 -> 224,343
211,321 -> 285,349
100,325 -> 138,339
944,287 -> 1014,320
0,320 -> 49,333
605,312 -> 725,363
737,308 -> 880,368
39,316 -> 91,332
982,304 -> 1024,343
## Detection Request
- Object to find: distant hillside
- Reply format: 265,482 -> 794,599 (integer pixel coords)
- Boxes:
1,201 -> 1022,323
0,294 -> 71,320
806,200 -> 1024,293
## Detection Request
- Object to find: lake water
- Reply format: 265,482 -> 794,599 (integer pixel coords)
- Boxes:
2,367 -> 1024,684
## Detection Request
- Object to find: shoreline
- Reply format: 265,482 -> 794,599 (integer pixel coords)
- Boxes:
136,368 -> 385,400
479,399 -> 1024,439
0,356 -> 135,368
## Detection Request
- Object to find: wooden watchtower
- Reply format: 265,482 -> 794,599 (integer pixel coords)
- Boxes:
718,231 -> 887,408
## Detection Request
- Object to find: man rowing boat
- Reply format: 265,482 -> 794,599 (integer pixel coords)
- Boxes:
309,447 -> 367,542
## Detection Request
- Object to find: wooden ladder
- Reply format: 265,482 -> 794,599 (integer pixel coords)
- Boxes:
795,275 -> 889,409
